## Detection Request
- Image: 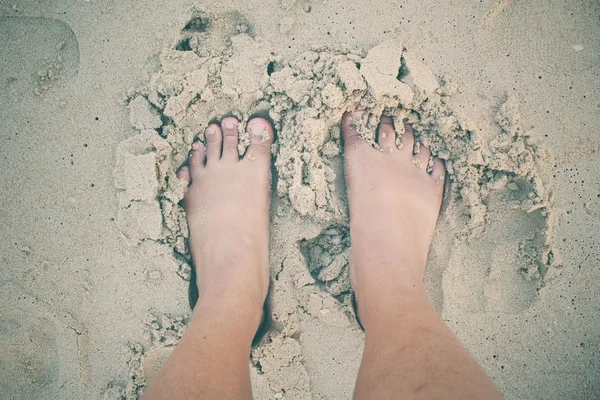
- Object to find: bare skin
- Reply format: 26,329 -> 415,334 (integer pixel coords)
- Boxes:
143,117 -> 273,400
343,111 -> 503,399
143,112 -> 503,400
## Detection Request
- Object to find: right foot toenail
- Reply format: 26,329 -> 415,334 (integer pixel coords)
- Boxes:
223,120 -> 235,129
206,126 -> 216,135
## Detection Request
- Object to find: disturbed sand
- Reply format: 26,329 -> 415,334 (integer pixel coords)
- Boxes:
1,1 -> 599,399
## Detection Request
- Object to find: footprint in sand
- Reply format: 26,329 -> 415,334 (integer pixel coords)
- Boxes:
442,175 -> 553,315
481,177 -> 552,313
0,17 -> 79,97
175,9 -> 256,54
0,304 -> 82,400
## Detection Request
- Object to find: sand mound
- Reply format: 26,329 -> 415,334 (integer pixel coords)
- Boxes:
113,10 -> 558,397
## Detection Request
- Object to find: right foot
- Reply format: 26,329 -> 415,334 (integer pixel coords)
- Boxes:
341,111 -> 446,324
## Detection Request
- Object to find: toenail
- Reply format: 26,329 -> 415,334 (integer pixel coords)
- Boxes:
223,120 -> 235,129
249,123 -> 267,138
192,142 -> 200,150
206,126 -> 216,135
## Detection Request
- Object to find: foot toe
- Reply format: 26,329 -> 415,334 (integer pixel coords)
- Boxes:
342,110 -> 369,150
414,144 -> 431,169
221,117 -> 240,162
431,157 -> 446,183
244,118 -> 274,163
189,141 -> 206,177
205,123 -> 223,163
377,115 -> 396,152
177,165 -> 191,185
400,123 -> 415,153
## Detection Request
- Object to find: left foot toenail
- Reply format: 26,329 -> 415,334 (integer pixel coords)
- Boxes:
249,123 -> 268,139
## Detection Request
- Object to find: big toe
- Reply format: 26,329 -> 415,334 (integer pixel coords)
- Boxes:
243,118 -> 274,164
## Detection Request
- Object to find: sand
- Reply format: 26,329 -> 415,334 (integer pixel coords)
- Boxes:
1,1 -> 599,399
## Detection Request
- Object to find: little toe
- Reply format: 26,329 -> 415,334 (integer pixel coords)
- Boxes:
414,144 -> 431,170
244,118 -> 274,163
205,123 -> 223,163
189,141 -> 206,178
431,158 -> 446,183
400,123 -> 415,154
377,115 -> 396,152
221,117 -> 240,162
177,165 -> 191,186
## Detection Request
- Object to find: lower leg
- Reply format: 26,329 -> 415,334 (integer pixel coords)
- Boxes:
355,286 -> 502,399
143,297 -> 260,400
143,117 -> 275,399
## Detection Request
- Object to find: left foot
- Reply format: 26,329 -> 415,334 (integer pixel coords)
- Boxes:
341,111 -> 446,327
177,116 -> 274,333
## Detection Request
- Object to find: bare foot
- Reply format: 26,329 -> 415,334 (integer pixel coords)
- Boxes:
341,110 -> 446,326
177,116 -> 274,334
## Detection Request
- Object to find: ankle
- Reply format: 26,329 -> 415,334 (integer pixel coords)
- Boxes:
354,283 -> 430,331
192,295 -> 264,340
194,257 -> 269,309
196,280 -> 266,313
351,258 -> 426,299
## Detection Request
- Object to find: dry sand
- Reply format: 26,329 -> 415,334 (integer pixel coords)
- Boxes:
1,1 -> 599,399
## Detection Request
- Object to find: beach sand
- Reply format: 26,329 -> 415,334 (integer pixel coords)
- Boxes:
1,1 -> 599,399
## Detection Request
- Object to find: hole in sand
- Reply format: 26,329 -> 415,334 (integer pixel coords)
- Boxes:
267,61 -> 276,76
396,55 -> 409,81
175,37 -> 192,51
183,16 -> 211,33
